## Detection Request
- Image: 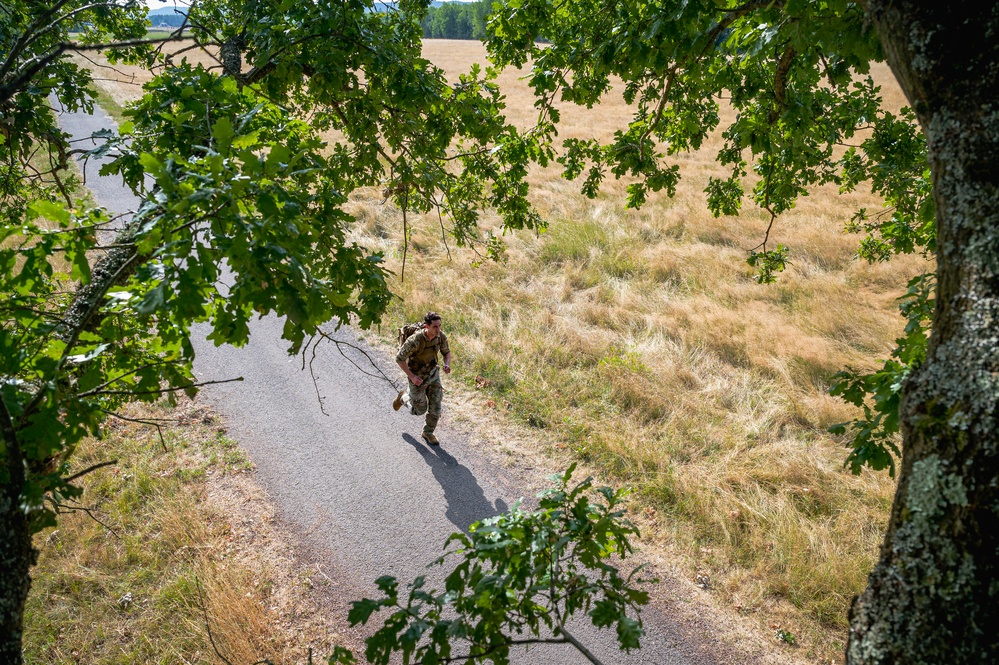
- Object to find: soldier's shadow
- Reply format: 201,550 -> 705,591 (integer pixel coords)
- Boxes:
403,433 -> 509,532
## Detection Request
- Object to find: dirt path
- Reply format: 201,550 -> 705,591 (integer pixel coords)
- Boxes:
57,102 -> 787,665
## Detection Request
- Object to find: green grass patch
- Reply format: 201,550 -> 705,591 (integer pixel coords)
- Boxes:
89,83 -> 126,123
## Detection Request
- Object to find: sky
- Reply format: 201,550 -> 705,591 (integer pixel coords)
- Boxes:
144,1 -> 191,8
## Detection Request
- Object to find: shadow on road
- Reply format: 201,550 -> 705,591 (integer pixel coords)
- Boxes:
403,433 -> 509,531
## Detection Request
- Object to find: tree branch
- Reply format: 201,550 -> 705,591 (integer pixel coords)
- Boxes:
768,44 -> 798,125
78,376 -> 245,398
51,500 -> 120,539
0,29 -> 188,106
557,625 -> 604,665
65,459 -> 118,483
316,329 -> 402,391
0,0 -> 73,80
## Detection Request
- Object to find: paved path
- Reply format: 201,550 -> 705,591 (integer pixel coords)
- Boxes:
57,101 -> 741,665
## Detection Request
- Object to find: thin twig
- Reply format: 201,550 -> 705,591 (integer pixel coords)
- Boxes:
52,500 -> 120,539
306,335 -> 328,416
434,638 -> 571,663
747,157 -> 779,253
317,329 -> 401,392
195,577 -> 236,665
436,205 -> 453,261
401,201 -> 409,283
102,410 -> 177,452
747,207 -> 778,253
65,459 -> 118,483
80,376 -> 245,398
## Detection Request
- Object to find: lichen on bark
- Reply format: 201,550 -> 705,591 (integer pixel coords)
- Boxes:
846,1 -> 999,663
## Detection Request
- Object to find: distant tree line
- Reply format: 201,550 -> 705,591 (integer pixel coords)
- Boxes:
421,0 -> 491,40
147,10 -> 187,28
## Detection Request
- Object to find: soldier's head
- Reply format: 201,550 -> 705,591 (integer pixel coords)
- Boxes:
424,311 -> 442,339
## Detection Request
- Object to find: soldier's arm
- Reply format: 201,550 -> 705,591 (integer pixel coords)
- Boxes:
397,359 -> 422,384
441,334 -> 452,373
396,335 -> 423,385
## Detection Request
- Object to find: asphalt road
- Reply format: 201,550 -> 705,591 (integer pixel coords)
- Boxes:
57,101 -> 740,665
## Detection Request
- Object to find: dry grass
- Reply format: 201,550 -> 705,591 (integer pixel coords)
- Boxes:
78,40 -> 925,662
23,400 -> 349,664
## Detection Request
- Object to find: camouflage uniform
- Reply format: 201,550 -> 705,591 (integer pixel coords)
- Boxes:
396,328 -> 450,436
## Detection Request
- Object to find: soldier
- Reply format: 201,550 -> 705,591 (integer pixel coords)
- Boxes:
393,311 -> 452,445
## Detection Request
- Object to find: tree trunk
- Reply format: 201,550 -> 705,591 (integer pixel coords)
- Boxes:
1,398 -> 34,665
847,2 -> 999,663
0,493 -> 34,665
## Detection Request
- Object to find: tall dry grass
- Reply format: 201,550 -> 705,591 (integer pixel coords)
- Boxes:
78,39 -> 922,661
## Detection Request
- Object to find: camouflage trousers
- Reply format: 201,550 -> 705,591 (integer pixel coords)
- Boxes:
408,367 -> 443,434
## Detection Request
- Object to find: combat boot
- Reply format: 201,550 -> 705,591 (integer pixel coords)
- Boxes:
422,431 -> 440,445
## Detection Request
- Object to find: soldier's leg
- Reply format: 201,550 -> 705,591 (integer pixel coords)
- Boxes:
409,379 -> 429,416
424,378 -> 443,435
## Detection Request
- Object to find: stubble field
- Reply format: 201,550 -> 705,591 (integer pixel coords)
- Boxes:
77,38 -> 925,662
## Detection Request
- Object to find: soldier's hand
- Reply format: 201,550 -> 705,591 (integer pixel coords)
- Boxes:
444,364 -> 451,374
411,375 -> 424,386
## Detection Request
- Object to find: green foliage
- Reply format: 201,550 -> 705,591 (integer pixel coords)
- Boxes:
747,244 -> 790,284
484,0 -> 935,471
775,627 -> 797,646
483,0 -> 934,283
104,64 -> 392,347
335,465 -> 650,664
2,2 -> 555,657
829,273 -> 933,476
0,12 -> 555,662
1,0 -> 545,541
840,107 -> 934,261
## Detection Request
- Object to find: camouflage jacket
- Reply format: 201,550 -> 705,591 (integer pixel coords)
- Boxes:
396,329 -> 450,379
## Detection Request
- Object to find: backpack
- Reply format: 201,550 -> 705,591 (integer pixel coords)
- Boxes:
398,321 -> 425,346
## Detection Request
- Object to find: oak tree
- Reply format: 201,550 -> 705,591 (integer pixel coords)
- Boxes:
1,0 -> 542,660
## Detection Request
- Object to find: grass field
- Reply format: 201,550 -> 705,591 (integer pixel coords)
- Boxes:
74,38 -> 924,662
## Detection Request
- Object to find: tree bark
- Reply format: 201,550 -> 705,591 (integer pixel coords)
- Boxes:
0,492 -> 35,665
847,2 -> 999,663
1,398 -> 35,665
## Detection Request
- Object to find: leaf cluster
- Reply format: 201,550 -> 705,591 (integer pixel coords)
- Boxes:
829,273 -> 933,476
183,0 -> 547,249
336,465 -> 650,665
484,0 -> 937,474
484,0 -> 926,283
